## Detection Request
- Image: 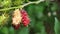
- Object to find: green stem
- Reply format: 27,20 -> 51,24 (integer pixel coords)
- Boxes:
0,0 -> 44,11
0,6 -> 21,11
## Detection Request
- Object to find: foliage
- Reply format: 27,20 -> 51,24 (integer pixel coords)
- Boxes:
0,0 -> 59,34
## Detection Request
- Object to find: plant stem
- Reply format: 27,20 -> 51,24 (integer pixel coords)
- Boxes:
0,6 -> 22,11
0,0 -> 44,11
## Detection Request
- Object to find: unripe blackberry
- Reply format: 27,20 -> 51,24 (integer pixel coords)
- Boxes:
20,9 -> 30,26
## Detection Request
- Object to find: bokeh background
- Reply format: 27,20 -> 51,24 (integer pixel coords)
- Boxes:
0,0 -> 60,34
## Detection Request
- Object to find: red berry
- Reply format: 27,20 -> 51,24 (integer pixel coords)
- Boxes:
20,9 -> 30,26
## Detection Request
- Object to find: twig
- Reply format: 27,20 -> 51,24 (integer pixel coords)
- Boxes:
0,0 -> 44,11
22,0 -> 44,8
0,6 -> 21,11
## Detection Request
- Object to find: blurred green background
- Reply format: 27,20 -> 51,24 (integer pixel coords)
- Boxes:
0,0 -> 60,34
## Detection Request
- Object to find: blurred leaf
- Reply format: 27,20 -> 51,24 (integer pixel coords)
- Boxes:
45,0 -> 50,5
54,17 -> 60,34
25,2 -> 45,19
30,17 -> 36,27
18,27 -> 29,34
0,26 -> 8,34
34,2 -> 45,19
25,2 -> 46,30
0,13 -> 9,26
8,27 -> 15,34
2,0 -> 12,8
34,21 -> 44,32
51,2 -> 58,11
12,0 -> 24,6
25,4 -> 35,16
40,26 -> 46,34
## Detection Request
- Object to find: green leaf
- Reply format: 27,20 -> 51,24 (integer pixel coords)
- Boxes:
25,4 -> 35,16
51,2 -> 58,11
54,17 -> 60,34
18,27 -> 29,34
34,21 -> 44,32
8,27 -> 15,34
25,2 -> 45,19
12,0 -> 24,6
45,0 -> 50,5
0,26 -> 8,34
34,3 -> 45,19
2,0 -> 12,8
30,17 -> 36,27
40,26 -> 46,34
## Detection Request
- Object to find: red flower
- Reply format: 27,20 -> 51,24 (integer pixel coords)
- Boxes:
12,9 -> 30,30
20,9 -> 30,26
12,9 -> 22,30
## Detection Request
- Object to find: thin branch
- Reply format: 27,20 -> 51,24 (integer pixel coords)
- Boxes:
0,6 -> 21,11
0,0 -> 44,11
22,0 -> 44,8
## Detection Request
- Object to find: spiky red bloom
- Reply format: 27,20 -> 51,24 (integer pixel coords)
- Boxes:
20,9 -> 30,26
12,9 -> 30,30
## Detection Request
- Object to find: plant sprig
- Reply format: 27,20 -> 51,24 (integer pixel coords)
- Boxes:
0,0 -> 44,11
